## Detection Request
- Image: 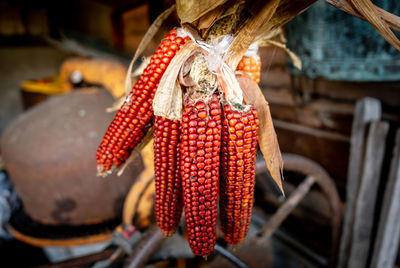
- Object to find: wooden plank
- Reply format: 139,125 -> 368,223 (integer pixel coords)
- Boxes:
370,129 -> 400,268
348,121 -> 389,268
338,98 -> 381,268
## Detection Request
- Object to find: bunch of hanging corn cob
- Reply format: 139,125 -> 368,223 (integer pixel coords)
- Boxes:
96,28 -> 263,257
95,0 -> 400,259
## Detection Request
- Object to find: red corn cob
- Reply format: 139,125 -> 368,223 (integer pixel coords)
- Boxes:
180,93 -> 222,256
236,54 -> 261,83
220,104 -> 259,245
96,29 -> 189,174
154,116 -> 182,237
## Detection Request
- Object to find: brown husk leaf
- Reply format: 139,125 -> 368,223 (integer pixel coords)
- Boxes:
348,0 -> 400,51
196,4 -> 228,31
176,0 -> 230,24
236,72 -> 284,195
326,0 -> 400,31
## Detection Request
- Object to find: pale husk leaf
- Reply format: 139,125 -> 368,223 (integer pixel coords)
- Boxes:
153,41 -> 200,120
217,64 -> 244,106
258,39 -> 302,70
153,80 -> 183,121
236,72 -> 284,195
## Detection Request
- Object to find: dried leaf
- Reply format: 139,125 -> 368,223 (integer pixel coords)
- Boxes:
125,5 -> 176,95
153,41 -> 201,120
349,0 -> 400,51
326,0 -> 400,31
176,0 -> 229,24
236,72 -> 284,195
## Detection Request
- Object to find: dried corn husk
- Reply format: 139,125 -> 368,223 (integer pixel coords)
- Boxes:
176,0 -> 230,24
153,41 -> 201,120
326,0 -> 400,31
237,72 -> 284,194
348,0 -> 400,51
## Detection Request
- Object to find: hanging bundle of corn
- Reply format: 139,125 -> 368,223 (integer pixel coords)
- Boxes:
96,0 -> 400,258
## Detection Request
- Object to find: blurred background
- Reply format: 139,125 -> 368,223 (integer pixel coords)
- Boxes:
0,0 -> 399,267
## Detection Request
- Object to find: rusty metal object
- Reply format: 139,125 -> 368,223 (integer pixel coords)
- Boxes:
8,224 -> 113,247
214,244 -> 250,268
255,153 -> 342,267
60,58 -> 127,98
1,88 -> 143,226
123,224 -> 165,268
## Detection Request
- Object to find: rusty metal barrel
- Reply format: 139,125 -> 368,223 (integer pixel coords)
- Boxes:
1,88 -> 142,226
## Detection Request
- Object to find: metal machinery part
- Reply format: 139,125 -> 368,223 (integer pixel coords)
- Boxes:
33,152 -> 342,268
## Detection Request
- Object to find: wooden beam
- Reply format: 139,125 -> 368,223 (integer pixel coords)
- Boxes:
370,129 -> 400,268
338,97 -> 381,268
348,121 -> 389,268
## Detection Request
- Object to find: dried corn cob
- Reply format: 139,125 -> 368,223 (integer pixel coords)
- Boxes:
154,116 -> 182,237
96,29 -> 189,174
180,93 -> 222,256
220,104 -> 259,245
236,54 -> 261,83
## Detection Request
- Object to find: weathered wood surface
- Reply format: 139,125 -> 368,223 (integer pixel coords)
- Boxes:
338,98 -> 381,268
275,120 -> 350,190
370,129 -> 400,268
348,121 -> 389,268
265,88 -> 354,135
290,75 -> 400,108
